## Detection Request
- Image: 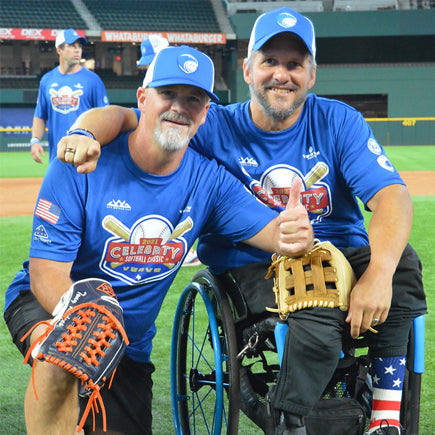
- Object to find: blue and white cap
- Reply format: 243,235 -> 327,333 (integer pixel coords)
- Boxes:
142,45 -> 219,102
138,35 -> 169,66
247,7 -> 316,59
55,28 -> 87,48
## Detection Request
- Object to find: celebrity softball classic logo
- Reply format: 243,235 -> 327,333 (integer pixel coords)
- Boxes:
246,162 -> 332,218
99,215 -> 192,285
49,85 -> 83,114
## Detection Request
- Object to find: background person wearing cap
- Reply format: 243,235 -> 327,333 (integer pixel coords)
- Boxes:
137,34 -> 169,67
56,7 -> 426,434
3,45 -> 313,434
29,28 -> 108,165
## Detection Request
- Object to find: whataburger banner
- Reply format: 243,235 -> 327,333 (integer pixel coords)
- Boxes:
0,28 -> 226,45
101,30 -> 226,44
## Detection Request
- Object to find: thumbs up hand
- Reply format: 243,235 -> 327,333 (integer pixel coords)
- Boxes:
277,177 -> 314,256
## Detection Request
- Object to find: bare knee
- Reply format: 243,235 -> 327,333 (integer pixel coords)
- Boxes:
33,360 -> 77,398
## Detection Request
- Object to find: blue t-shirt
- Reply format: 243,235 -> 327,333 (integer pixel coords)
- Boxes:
5,133 -> 276,362
189,95 -> 404,273
35,66 -> 109,160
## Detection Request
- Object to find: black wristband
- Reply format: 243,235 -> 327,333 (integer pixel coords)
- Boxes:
67,128 -> 96,141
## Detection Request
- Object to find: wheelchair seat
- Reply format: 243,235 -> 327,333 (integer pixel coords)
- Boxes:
170,268 -> 424,435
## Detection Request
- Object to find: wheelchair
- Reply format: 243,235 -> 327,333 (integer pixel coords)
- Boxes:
170,268 -> 424,435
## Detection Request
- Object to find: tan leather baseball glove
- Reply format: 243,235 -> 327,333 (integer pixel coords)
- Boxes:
265,241 -> 356,320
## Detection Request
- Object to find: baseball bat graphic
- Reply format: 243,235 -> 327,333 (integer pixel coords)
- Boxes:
304,161 -> 328,189
167,217 -> 193,241
102,216 -> 193,269
103,216 -> 130,242
303,162 -> 328,214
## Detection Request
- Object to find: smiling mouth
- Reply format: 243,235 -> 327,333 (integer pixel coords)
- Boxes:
269,87 -> 294,94
163,119 -> 189,127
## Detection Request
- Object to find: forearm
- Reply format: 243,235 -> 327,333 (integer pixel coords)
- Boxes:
31,117 -> 46,140
29,257 -> 74,313
366,184 -> 413,275
243,214 -> 313,257
70,106 -> 138,145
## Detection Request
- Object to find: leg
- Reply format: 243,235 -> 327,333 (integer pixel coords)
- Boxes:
4,291 -> 80,434
347,243 -> 426,434
80,356 -> 155,435
25,357 -> 79,434
272,308 -> 346,419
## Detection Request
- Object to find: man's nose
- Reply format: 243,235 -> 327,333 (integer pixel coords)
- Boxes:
273,64 -> 291,82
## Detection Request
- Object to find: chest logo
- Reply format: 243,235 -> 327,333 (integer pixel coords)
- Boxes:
249,162 -> 331,215
49,85 -> 83,114
100,215 -> 193,285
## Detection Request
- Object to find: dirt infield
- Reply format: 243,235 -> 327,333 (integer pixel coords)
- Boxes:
0,172 -> 434,217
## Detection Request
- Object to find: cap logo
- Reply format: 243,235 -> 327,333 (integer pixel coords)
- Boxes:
178,54 -> 198,74
277,12 -> 297,29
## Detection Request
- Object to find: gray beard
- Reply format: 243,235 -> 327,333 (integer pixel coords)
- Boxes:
250,84 -> 307,122
154,113 -> 191,152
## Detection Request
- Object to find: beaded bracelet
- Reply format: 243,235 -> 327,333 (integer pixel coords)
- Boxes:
30,137 -> 40,146
67,128 -> 96,141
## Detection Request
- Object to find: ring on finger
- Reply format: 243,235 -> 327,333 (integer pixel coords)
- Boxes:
371,317 -> 380,326
65,147 -> 76,154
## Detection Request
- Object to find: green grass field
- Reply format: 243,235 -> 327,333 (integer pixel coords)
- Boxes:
0,148 -> 433,434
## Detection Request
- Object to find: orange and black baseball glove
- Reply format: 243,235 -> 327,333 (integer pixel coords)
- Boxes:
22,278 -> 129,432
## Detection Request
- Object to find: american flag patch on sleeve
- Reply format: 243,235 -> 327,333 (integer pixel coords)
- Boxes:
35,198 -> 61,224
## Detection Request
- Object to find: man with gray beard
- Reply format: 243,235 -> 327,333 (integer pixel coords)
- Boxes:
4,44 -> 314,434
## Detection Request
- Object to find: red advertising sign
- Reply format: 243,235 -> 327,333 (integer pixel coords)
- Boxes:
0,28 -> 86,41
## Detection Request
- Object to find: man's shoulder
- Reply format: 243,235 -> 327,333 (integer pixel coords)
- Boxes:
39,67 -> 59,83
208,101 -> 246,118
77,67 -> 103,81
186,147 -> 230,176
308,94 -> 359,115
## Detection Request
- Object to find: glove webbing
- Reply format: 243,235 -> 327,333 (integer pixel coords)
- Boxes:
21,302 -> 129,433
284,249 -> 339,306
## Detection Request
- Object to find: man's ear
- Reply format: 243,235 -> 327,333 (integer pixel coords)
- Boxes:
137,87 -> 147,110
199,102 -> 210,126
242,58 -> 252,86
308,67 -> 317,90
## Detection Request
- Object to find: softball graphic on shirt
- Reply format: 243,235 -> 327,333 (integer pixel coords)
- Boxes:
100,215 -> 193,285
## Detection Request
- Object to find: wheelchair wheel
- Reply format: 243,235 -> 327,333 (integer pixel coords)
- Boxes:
171,277 -> 240,434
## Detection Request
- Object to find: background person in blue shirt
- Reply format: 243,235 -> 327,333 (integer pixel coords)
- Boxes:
30,28 -> 108,164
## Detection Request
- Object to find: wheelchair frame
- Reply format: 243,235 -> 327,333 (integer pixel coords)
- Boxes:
170,268 -> 424,435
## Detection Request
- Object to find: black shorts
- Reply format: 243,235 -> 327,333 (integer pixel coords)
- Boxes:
4,290 -> 156,434
4,289 -> 51,365
80,354 -> 155,434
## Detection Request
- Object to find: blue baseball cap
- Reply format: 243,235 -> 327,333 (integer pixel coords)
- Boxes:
142,45 -> 219,102
247,7 -> 316,59
55,28 -> 87,48
138,35 -> 169,66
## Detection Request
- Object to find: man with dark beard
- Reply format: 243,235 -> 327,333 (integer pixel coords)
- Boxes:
55,8 -> 425,435
4,45 -> 314,434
